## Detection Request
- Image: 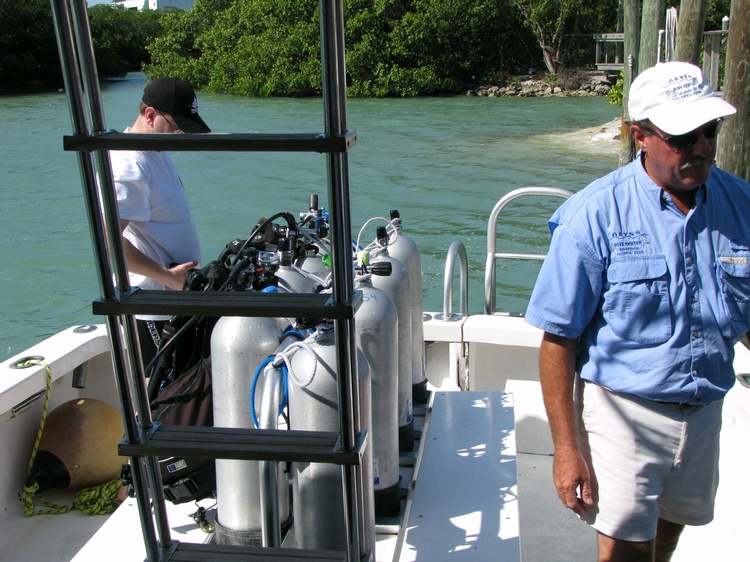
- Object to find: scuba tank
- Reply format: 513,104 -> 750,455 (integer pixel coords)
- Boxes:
295,195 -> 331,282
273,237 -> 321,295
210,314 -> 288,545
286,326 -> 375,553
369,227 -> 414,452
388,210 -> 428,404
355,262 -> 401,517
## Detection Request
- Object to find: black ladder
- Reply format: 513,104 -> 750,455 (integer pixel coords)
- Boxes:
49,0 -> 368,560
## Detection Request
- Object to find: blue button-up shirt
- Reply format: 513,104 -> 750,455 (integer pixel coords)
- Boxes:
525,156 -> 750,404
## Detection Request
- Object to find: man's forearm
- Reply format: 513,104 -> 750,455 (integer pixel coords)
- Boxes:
123,238 -> 171,286
539,332 -> 579,450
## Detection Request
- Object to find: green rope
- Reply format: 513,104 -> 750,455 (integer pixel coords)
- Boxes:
20,477 -> 121,516
18,359 -> 119,517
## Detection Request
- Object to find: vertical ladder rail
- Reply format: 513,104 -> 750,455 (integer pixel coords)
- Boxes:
483,187 -> 573,315
319,0 -> 368,559
49,0 -> 170,558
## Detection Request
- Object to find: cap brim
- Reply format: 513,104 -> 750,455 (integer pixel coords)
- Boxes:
173,114 -> 211,134
650,96 -> 736,135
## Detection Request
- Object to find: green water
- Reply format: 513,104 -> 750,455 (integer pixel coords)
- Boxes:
0,72 -> 619,362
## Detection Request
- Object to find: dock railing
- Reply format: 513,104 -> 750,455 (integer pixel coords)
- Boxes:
594,18 -> 730,91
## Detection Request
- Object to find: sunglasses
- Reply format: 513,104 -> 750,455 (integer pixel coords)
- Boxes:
155,110 -> 183,133
643,118 -> 723,150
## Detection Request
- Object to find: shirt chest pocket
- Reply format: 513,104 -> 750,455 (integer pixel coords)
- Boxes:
604,255 -> 672,345
717,252 -> 750,335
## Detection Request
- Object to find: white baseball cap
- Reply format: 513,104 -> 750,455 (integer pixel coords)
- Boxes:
628,61 -> 736,135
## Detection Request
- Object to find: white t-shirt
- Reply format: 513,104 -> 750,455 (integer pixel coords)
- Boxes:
111,147 -> 201,319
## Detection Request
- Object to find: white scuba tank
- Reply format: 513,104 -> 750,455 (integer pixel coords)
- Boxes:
387,210 -> 428,404
286,328 -> 375,553
274,240 -> 321,295
210,315 -> 288,545
295,194 -> 332,282
294,244 -> 330,283
355,266 -> 400,517
369,228 -> 414,452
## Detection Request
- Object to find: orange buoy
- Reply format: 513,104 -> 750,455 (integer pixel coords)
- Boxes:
26,398 -> 124,492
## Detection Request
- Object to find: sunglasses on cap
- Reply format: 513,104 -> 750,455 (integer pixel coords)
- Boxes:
642,118 -> 723,150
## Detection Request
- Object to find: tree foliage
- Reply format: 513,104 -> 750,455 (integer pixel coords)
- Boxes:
511,0 -> 621,74
2,0 -> 733,97
146,0 -> 543,97
88,5 -> 164,78
704,0 -> 731,29
0,0 -> 60,94
0,0 -> 167,94
345,0 -> 540,96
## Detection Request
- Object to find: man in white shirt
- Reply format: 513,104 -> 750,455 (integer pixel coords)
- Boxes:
111,77 -> 210,368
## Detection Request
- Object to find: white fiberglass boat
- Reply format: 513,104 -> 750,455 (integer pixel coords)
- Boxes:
2,1 -> 748,561
3,186 -> 749,562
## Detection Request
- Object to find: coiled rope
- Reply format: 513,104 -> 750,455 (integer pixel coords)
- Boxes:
18,359 -> 120,516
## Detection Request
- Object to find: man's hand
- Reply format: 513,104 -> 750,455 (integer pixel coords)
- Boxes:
164,261 -> 198,290
552,445 -> 593,516
538,332 -> 595,515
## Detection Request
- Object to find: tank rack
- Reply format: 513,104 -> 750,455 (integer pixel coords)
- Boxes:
120,425 -> 368,466
92,289 -> 363,320
165,543 -> 347,562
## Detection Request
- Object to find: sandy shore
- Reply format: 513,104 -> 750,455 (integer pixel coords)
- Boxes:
544,117 -> 621,154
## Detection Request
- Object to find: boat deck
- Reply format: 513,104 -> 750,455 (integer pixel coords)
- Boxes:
5,325 -> 750,561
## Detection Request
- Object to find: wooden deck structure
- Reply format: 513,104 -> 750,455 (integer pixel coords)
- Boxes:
594,28 -> 729,91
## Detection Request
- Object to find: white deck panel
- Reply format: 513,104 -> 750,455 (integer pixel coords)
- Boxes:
399,391 -> 519,561
72,496 -> 215,561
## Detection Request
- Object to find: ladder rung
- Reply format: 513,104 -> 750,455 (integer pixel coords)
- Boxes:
119,424 -> 367,465
63,131 -> 357,153
168,542 -> 348,561
92,289 -> 362,319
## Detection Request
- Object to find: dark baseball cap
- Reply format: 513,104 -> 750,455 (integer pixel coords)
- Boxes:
142,77 -> 211,133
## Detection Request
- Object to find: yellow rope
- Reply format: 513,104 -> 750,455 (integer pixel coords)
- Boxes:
18,359 -> 119,516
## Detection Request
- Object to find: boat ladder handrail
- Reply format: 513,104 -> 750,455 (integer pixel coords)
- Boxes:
484,186 -> 573,315
435,240 -> 468,321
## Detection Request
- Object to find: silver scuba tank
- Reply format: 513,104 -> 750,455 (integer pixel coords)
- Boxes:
274,238 -> 321,294
369,227 -> 414,452
294,247 -> 330,282
388,210 -> 428,404
355,264 -> 401,517
295,194 -> 332,281
210,315 -> 288,545
286,327 -> 375,553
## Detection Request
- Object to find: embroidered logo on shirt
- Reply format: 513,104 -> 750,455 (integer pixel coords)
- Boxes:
610,231 -> 652,256
720,256 -> 748,264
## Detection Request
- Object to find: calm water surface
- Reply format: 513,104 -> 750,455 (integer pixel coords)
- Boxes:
0,73 -> 619,361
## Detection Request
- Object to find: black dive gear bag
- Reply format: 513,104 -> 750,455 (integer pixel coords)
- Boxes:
145,261 -> 231,504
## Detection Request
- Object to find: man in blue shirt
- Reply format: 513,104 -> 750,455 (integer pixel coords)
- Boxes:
525,61 -> 749,560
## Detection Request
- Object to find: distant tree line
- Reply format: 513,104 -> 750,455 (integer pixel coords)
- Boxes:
0,0 -> 732,96
144,0 -> 620,96
0,0 -> 164,94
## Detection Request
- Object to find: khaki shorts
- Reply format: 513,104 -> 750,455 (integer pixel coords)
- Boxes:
577,381 -> 723,542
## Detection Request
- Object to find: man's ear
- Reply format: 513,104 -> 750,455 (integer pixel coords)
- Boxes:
143,106 -> 157,128
630,123 -> 648,151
